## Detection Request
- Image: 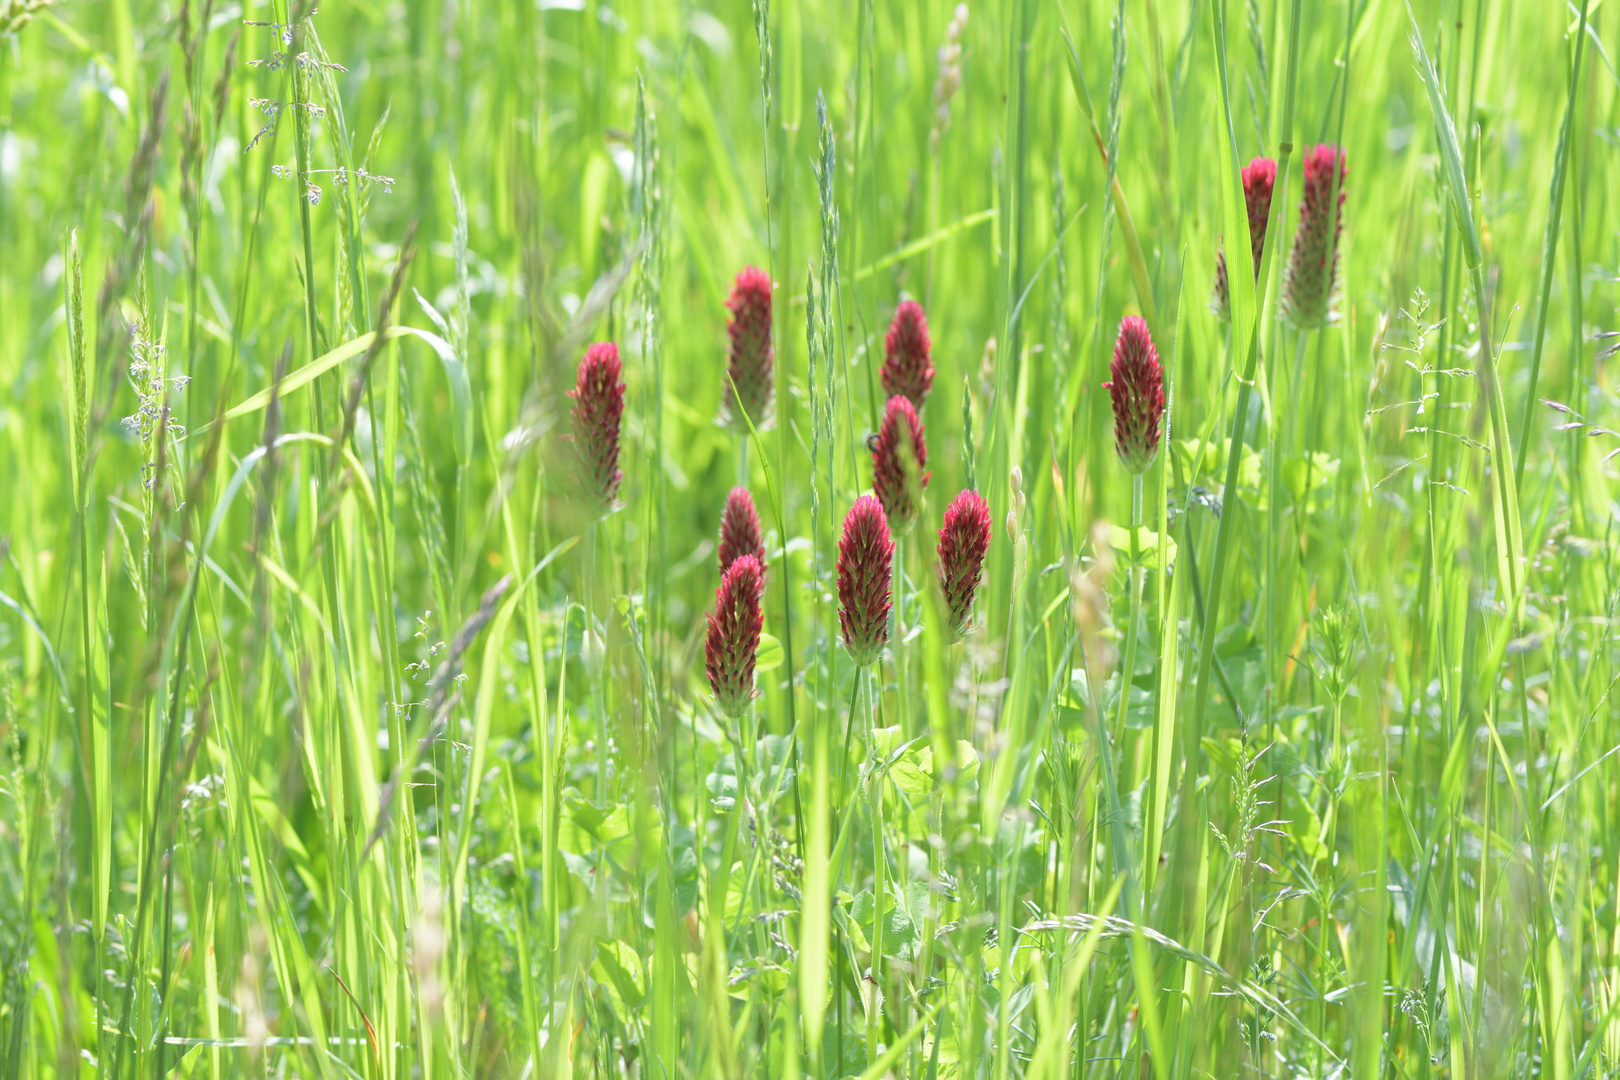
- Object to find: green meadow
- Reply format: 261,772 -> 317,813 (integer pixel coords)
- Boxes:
0,0 -> 1617,1076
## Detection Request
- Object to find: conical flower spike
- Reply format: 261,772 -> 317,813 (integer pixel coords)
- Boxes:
882,300 -> 935,411
718,486 -> 767,576
871,395 -> 931,536
837,496 -> 894,668
568,342 -> 626,515
936,489 -> 991,641
1212,156 -> 1278,321
705,554 -> 766,718
1283,145 -> 1349,330
722,266 -> 775,432
1103,317 -> 1165,475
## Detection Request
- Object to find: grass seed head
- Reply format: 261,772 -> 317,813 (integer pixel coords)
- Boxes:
937,489 -> 991,641
568,341 -> 625,516
838,496 -> 894,667
882,299 -> 935,410
722,265 -> 775,433
706,553 -> 766,717
1283,144 -> 1349,330
1212,156 -> 1278,321
1103,316 -> 1165,475
719,486 -> 767,575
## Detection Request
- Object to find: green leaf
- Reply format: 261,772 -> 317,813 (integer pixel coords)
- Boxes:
755,632 -> 784,673
704,755 -> 738,812
1281,453 -> 1341,504
594,940 -> 647,1012
1105,524 -> 1177,567
888,740 -> 979,796
848,887 -> 918,961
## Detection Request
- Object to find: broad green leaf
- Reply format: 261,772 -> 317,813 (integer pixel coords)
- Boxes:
755,632 -> 784,672
1105,524 -> 1177,567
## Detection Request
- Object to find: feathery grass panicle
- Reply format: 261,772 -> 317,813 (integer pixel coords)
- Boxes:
721,265 -> 774,432
1283,145 -> 1348,330
705,553 -> 765,717
929,5 -> 969,155
936,489 -> 991,641
1212,156 -> 1278,321
718,486 -> 766,575
882,299 -> 935,410
837,496 -> 893,667
568,341 -> 626,515
872,394 -> 930,534
1103,316 -> 1165,474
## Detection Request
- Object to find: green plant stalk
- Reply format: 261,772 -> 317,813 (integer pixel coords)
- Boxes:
1407,3 -> 1524,620
1056,20 -> 1158,337
1189,0 -> 1281,750
1513,0 -> 1589,491
585,520 -> 609,812
865,666 -> 885,1070
1114,475 -> 1144,743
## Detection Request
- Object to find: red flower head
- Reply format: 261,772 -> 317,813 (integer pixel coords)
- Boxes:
871,395 -> 931,536
882,300 -> 935,411
722,266 -> 775,433
568,342 -> 625,515
705,554 -> 766,718
837,496 -> 894,667
1103,317 -> 1165,475
936,489 -> 991,641
1212,156 -> 1278,321
1283,145 -> 1349,330
718,486 -> 767,576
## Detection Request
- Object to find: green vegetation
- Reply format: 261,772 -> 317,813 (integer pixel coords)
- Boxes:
1,0 -> 1618,1076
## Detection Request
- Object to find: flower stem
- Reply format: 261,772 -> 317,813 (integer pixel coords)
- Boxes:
1112,474 -> 1144,744
585,520 -> 609,808
864,665 -> 885,1067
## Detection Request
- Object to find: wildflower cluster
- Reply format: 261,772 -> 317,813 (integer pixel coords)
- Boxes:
568,342 -> 627,516
721,266 -> 774,433
1212,156 -> 1277,321
1283,144 -> 1349,329
1103,316 -> 1165,475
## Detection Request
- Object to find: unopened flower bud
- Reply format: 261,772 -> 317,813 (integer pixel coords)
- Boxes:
568,342 -> 626,516
1283,145 -> 1349,330
837,496 -> 894,667
718,486 -> 767,575
1212,156 -> 1278,321
1102,316 -> 1165,474
937,490 -> 991,641
722,266 -> 775,432
705,554 -> 766,717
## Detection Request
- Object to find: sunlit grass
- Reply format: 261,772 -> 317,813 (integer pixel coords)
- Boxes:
0,0 -> 1617,1078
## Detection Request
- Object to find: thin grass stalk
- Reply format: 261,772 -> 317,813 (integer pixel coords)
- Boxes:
863,665 -> 886,1070
1189,0 -> 1276,757
1513,0 -> 1590,490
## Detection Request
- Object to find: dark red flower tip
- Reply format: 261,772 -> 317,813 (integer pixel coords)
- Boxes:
705,554 -> 766,718
722,266 -> 775,433
837,496 -> 894,667
567,342 -> 625,515
882,300 -> 935,411
1102,317 -> 1165,475
871,395 -> 931,536
718,486 -> 767,576
1283,145 -> 1349,330
1212,156 -> 1279,321
936,489 -> 991,641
